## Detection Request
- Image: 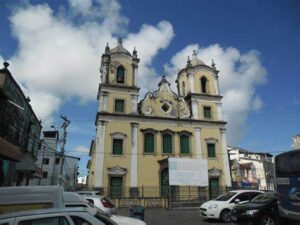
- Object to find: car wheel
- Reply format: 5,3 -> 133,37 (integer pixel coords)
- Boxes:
260,215 -> 275,225
220,209 -> 231,223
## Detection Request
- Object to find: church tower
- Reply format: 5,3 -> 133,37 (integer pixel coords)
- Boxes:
98,39 -> 140,115
176,51 -> 231,187
92,39 -> 140,193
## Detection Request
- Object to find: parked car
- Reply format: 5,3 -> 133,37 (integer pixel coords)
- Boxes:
0,207 -> 117,225
0,186 -> 64,214
230,191 -> 279,225
63,192 -> 146,225
77,191 -> 102,196
84,195 -> 116,215
200,190 -> 263,222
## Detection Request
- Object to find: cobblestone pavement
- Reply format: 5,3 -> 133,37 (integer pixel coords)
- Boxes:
117,208 -> 235,225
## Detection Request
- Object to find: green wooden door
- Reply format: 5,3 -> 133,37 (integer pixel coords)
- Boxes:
110,177 -> 122,198
160,168 -> 169,197
209,178 -> 220,199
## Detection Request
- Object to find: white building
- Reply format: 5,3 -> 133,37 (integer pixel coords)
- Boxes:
228,146 -> 274,190
292,134 -> 300,149
30,131 -> 80,191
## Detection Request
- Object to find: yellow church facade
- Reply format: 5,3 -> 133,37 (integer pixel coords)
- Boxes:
87,40 -> 232,198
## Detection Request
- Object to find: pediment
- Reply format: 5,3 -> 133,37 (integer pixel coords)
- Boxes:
208,167 -> 222,177
140,76 -> 190,118
107,166 -> 127,175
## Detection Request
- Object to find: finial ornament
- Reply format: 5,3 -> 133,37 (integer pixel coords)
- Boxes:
3,61 -> 9,69
133,47 -> 137,58
105,43 -> 110,54
193,49 -> 197,56
187,56 -> 192,67
211,59 -> 219,76
211,59 -> 216,69
118,38 -> 123,46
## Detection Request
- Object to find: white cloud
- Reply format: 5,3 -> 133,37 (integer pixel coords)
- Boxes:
125,21 -> 175,95
72,145 -> 89,154
2,0 -> 174,126
164,44 -> 267,144
252,96 -> 263,111
1,0 -> 267,146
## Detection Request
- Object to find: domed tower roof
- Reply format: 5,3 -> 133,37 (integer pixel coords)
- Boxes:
191,50 -> 206,66
109,38 -> 131,56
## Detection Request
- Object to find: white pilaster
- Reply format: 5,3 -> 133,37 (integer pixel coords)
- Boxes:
94,121 -> 107,188
101,92 -> 108,112
214,78 -> 220,95
133,65 -> 138,86
194,127 -> 202,159
130,123 -> 138,187
131,95 -> 138,114
192,100 -> 199,119
188,72 -> 195,93
102,64 -> 108,83
216,102 -> 223,121
220,128 -> 232,187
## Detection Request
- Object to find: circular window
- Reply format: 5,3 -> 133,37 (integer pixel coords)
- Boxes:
161,103 -> 170,112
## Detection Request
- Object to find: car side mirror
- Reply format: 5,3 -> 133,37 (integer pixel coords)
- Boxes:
234,199 -> 240,204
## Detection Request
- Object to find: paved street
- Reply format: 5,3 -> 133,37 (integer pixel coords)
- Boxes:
117,208 -> 234,225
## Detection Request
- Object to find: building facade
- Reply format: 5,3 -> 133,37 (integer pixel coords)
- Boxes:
228,146 -> 274,190
87,40 -> 231,197
30,131 -> 80,191
230,159 -> 259,188
0,62 -> 42,186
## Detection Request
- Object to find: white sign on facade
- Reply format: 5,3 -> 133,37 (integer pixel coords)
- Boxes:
168,158 -> 208,186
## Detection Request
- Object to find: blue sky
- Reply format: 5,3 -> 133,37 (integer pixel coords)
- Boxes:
0,0 -> 299,177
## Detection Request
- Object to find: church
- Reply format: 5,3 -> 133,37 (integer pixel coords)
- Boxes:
86,39 -> 231,198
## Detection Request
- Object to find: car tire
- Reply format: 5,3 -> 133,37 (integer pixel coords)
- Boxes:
220,209 -> 231,223
260,215 -> 275,225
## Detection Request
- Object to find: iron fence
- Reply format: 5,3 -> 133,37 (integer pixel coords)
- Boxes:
85,185 -> 266,208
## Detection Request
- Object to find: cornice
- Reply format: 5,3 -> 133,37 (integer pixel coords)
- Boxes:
96,112 -> 227,126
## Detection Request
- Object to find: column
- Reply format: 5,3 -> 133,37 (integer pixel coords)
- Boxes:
130,122 -> 139,197
131,94 -> 138,114
220,128 -> 232,187
216,102 -> 223,121
94,120 -> 107,193
194,127 -> 202,159
188,72 -> 195,93
192,99 -> 199,119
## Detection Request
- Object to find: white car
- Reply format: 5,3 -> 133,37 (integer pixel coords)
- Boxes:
200,190 -> 263,222
0,207 -> 117,225
84,195 -> 116,215
63,192 -> 146,225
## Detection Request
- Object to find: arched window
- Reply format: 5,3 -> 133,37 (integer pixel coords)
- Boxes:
201,77 -> 208,93
182,81 -> 186,96
116,66 -> 125,83
162,133 -> 172,153
180,134 -> 190,154
144,133 -> 154,153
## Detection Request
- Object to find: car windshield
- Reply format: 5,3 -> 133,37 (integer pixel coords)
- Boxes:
251,192 -> 277,203
215,192 -> 237,201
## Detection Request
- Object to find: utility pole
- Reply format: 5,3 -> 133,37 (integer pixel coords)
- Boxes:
59,115 -> 70,187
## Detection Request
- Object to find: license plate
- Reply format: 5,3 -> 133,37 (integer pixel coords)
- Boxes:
231,216 -> 237,221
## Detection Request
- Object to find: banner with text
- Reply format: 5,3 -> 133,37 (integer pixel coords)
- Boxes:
168,158 -> 208,186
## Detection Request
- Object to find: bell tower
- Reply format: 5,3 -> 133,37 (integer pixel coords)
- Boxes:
97,39 -> 140,115
176,50 -> 222,121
